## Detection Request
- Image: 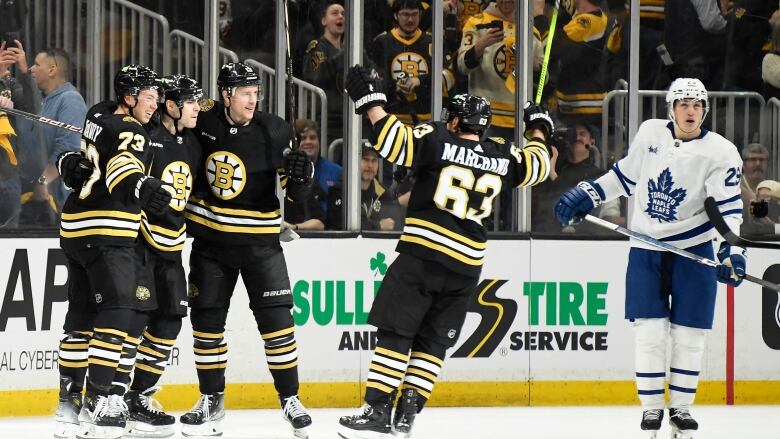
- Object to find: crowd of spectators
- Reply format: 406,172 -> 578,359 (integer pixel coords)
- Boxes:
2,0 -> 779,236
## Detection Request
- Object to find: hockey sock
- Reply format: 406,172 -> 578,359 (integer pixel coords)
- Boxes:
254,306 -> 299,398
87,308 -> 134,394
669,324 -> 706,408
365,329 -> 413,405
57,331 -> 92,393
632,318 -> 669,410
401,337 -> 446,410
111,311 -> 148,395
191,307 -> 228,394
130,317 -> 182,391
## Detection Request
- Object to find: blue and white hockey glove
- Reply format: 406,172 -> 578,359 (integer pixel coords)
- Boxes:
554,180 -> 604,226
716,242 -> 746,287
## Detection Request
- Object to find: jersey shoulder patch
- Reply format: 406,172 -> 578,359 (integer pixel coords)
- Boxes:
305,39 -> 318,54
122,116 -> 141,126
200,99 -> 216,112
487,136 -> 506,145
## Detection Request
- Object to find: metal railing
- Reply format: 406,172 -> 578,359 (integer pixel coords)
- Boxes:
245,59 -> 328,156
170,29 -> 238,84
601,89 -> 766,170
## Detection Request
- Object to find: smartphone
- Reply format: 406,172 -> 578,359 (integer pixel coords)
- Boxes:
3,32 -> 19,49
489,20 -> 504,31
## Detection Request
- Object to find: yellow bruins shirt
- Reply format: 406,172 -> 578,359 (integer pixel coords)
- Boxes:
370,115 -> 550,275
368,28 -> 455,125
640,0 -> 664,21
185,100 -> 291,246
141,119 -> 202,257
60,101 -> 151,249
458,10 -> 543,128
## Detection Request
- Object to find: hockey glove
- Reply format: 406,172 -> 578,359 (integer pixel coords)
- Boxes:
345,65 -> 387,114
284,149 -> 314,186
554,180 -> 604,226
523,101 -> 554,141
716,242 -> 746,287
57,151 -> 94,191
135,176 -> 172,216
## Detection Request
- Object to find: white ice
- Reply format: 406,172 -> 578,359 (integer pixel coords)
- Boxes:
1,406 -> 779,439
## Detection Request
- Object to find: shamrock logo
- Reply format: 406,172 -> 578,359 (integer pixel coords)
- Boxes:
370,252 -> 388,276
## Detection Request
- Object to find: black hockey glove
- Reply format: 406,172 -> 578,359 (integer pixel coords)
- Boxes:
284,149 -> 314,186
345,65 -> 387,114
523,101 -> 554,142
135,176 -> 172,215
56,151 -> 94,191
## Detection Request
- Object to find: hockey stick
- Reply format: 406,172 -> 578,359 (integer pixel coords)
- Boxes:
0,106 -> 82,133
282,0 -> 298,149
704,196 -> 780,250
584,214 -> 780,292
534,0 -> 559,105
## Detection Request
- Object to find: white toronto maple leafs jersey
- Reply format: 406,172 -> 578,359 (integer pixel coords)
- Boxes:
595,119 -> 743,250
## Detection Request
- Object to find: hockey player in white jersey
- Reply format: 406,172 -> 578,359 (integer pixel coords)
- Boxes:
554,78 -> 746,439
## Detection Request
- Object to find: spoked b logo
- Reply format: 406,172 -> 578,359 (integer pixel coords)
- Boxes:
761,264 -> 780,350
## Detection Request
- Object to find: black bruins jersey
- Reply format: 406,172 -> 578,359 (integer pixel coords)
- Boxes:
141,118 -> 202,258
371,115 -> 550,275
184,100 -> 291,246
368,29 -> 455,124
60,101 -> 151,249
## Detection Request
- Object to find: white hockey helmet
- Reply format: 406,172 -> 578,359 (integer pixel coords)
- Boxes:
666,77 -> 709,124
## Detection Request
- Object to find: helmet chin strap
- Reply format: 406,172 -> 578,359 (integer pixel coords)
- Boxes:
669,102 -> 708,136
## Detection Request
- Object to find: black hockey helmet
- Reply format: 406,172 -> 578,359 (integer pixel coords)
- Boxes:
441,94 -> 492,135
159,74 -> 203,107
217,62 -> 261,97
114,64 -> 158,103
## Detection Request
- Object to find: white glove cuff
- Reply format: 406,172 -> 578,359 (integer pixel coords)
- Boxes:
135,175 -> 149,200
577,181 -> 602,208
355,93 -> 387,109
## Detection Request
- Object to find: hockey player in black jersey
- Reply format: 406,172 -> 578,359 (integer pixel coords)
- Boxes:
54,65 -> 172,439
105,74 -> 202,438
339,65 -> 553,439
181,62 -> 314,439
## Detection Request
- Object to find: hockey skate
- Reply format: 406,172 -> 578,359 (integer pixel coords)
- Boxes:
640,409 -> 663,438
669,408 -> 698,439
54,377 -> 83,439
76,393 -> 127,439
338,400 -> 393,439
180,392 -> 225,437
124,386 -> 175,438
391,388 -> 419,438
281,395 -> 312,439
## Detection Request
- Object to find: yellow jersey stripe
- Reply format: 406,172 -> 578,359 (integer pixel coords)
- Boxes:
404,217 -> 486,249
400,235 -> 483,266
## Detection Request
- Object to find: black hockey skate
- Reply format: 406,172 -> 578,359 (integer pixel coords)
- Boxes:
54,376 -> 83,439
669,408 -> 698,439
281,395 -> 312,439
392,388 -> 419,438
77,392 -> 127,439
180,392 -> 225,437
640,409 -> 663,438
124,386 -> 175,438
338,399 -> 393,439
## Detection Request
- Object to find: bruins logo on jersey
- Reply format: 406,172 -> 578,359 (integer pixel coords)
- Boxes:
206,151 -> 246,200
200,99 -> 215,112
391,52 -> 429,80
492,44 -> 514,79
161,160 -> 193,211
122,116 -> 141,125
136,285 -> 151,301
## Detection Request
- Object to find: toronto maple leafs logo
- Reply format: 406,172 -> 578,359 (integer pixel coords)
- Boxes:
645,168 -> 686,222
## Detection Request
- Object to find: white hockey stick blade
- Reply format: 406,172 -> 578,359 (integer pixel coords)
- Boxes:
584,214 -> 780,292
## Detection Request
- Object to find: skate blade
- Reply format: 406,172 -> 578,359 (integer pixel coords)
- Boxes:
76,422 -> 124,439
293,426 -> 309,439
124,420 -> 175,438
336,425 -> 392,439
53,420 -> 79,439
390,426 -> 413,438
671,427 -> 695,439
180,420 -> 223,437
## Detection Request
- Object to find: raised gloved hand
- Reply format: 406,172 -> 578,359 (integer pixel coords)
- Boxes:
345,65 -> 386,114
135,176 -> 172,215
716,242 -> 747,287
284,149 -> 314,186
554,180 -> 604,226
57,151 -> 94,191
523,101 -> 554,141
